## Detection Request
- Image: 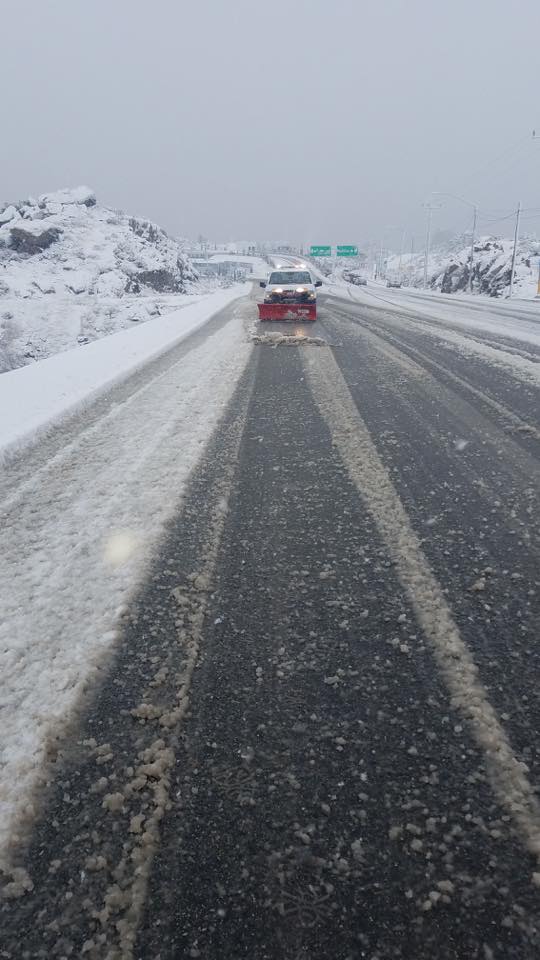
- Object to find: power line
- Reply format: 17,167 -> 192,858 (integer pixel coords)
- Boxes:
454,134 -> 532,192
379,129 -> 540,254
477,212 -> 516,225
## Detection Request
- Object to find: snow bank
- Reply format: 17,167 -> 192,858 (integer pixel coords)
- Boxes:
329,281 -> 540,387
0,185 -> 213,371
386,235 -> 540,299
0,291 -> 253,874
0,284 -> 249,463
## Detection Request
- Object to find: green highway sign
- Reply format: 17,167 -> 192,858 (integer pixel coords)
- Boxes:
337,245 -> 358,257
310,245 -> 332,257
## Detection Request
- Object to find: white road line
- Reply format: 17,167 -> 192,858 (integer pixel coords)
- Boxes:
304,346 -> 540,881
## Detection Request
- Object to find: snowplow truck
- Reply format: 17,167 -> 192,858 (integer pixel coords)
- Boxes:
258,268 -> 322,321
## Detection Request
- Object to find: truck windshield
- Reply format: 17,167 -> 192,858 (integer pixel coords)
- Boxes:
269,272 -> 311,284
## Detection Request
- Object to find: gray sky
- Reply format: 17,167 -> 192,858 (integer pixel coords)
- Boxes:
2,0 -> 540,247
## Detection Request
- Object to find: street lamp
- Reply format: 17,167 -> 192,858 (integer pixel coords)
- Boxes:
381,224 -> 405,281
397,228 -> 406,280
432,192 -> 479,294
422,202 -> 442,289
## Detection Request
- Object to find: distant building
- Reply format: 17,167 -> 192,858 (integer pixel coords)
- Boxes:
191,259 -> 252,279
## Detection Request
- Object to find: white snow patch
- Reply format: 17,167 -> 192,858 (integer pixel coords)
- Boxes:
0,205 -> 19,226
328,285 -> 540,386
0,291 -> 253,867
0,185 -> 216,372
0,284 -> 248,462
38,186 -> 96,208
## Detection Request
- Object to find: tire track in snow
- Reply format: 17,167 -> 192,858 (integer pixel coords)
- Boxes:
0,303 -> 253,877
325,301 -> 540,452
0,299 -> 252,512
304,345 -> 540,884
330,288 -> 540,384
0,352 -> 259,956
87,397 -> 253,959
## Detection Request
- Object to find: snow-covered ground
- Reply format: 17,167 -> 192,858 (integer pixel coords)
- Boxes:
385,235 -> 540,299
0,186 -> 224,372
0,288 -> 253,875
0,284 -> 248,463
326,281 -> 540,388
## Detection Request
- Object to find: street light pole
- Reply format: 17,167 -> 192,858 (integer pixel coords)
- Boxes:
468,205 -> 477,294
432,193 -> 479,294
424,206 -> 431,289
508,201 -> 521,299
422,203 -> 440,289
398,228 -> 406,280
382,224 -> 404,281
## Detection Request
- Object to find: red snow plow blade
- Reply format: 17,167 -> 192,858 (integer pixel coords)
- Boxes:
258,302 -> 316,322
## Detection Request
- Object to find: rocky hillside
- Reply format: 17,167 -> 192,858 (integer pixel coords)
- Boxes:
0,187 -> 203,371
388,234 -> 540,298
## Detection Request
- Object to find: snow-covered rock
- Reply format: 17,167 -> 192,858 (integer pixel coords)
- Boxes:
90,269 -> 128,297
0,205 -> 19,226
0,186 -> 209,372
387,234 -> 540,299
38,185 -> 96,208
9,220 -> 63,254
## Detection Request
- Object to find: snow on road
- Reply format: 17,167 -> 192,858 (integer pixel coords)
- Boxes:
0,292 -> 252,872
375,285 -> 540,340
0,285 -> 248,462
326,284 -> 540,386
306,347 -> 540,877
359,284 -> 540,339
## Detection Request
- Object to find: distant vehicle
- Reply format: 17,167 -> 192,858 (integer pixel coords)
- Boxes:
386,279 -> 402,288
258,268 -> 322,321
343,270 -> 368,286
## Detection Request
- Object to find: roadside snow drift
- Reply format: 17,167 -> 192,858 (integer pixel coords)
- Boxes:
387,234 -> 540,299
0,284 -> 248,462
0,290 -> 253,873
0,186 -> 210,371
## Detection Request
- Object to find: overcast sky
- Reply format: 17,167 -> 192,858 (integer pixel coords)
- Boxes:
2,0 -> 540,248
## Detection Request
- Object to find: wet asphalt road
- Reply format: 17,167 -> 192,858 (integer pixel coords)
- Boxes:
1,291 -> 540,959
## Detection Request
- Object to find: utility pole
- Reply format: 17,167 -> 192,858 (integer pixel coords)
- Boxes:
468,205 -> 478,294
431,192 -> 478,294
398,228 -> 406,280
508,201 -> 521,298
422,202 -> 441,289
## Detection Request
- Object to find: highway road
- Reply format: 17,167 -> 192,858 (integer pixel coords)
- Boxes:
1,285 -> 539,959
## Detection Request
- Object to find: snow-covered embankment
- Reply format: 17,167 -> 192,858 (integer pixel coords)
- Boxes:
0,285 -> 253,883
